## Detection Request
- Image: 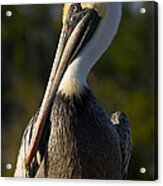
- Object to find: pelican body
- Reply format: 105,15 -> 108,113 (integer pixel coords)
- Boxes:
14,2 -> 132,179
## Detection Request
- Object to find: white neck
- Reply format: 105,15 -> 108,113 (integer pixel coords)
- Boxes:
58,3 -> 122,96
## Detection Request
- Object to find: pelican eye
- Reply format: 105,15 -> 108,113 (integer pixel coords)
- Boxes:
68,4 -> 83,26
70,3 -> 82,14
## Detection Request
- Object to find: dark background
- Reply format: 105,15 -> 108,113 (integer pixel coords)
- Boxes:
1,2 -> 157,180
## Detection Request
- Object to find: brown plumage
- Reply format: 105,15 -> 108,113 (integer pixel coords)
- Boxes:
14,88 -> 132,179
111,111 -> 132,179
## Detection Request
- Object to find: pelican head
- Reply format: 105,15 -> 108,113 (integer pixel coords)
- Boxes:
59,2 -> 122,95
25,2 -> 122,168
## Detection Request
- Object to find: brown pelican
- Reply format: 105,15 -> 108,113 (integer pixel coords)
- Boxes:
14,2 -> 132,179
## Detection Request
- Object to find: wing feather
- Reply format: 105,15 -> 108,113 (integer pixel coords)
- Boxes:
14,111 -> 42,177
111,111 -> 132,179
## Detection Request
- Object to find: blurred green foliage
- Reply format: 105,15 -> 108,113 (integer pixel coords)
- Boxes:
1,2 -> 157,180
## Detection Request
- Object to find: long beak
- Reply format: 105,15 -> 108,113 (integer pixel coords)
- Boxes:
25,8 -> 100,170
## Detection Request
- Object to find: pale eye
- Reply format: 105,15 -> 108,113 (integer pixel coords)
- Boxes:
70,3 -> 82,13
72,5 -> 78,12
